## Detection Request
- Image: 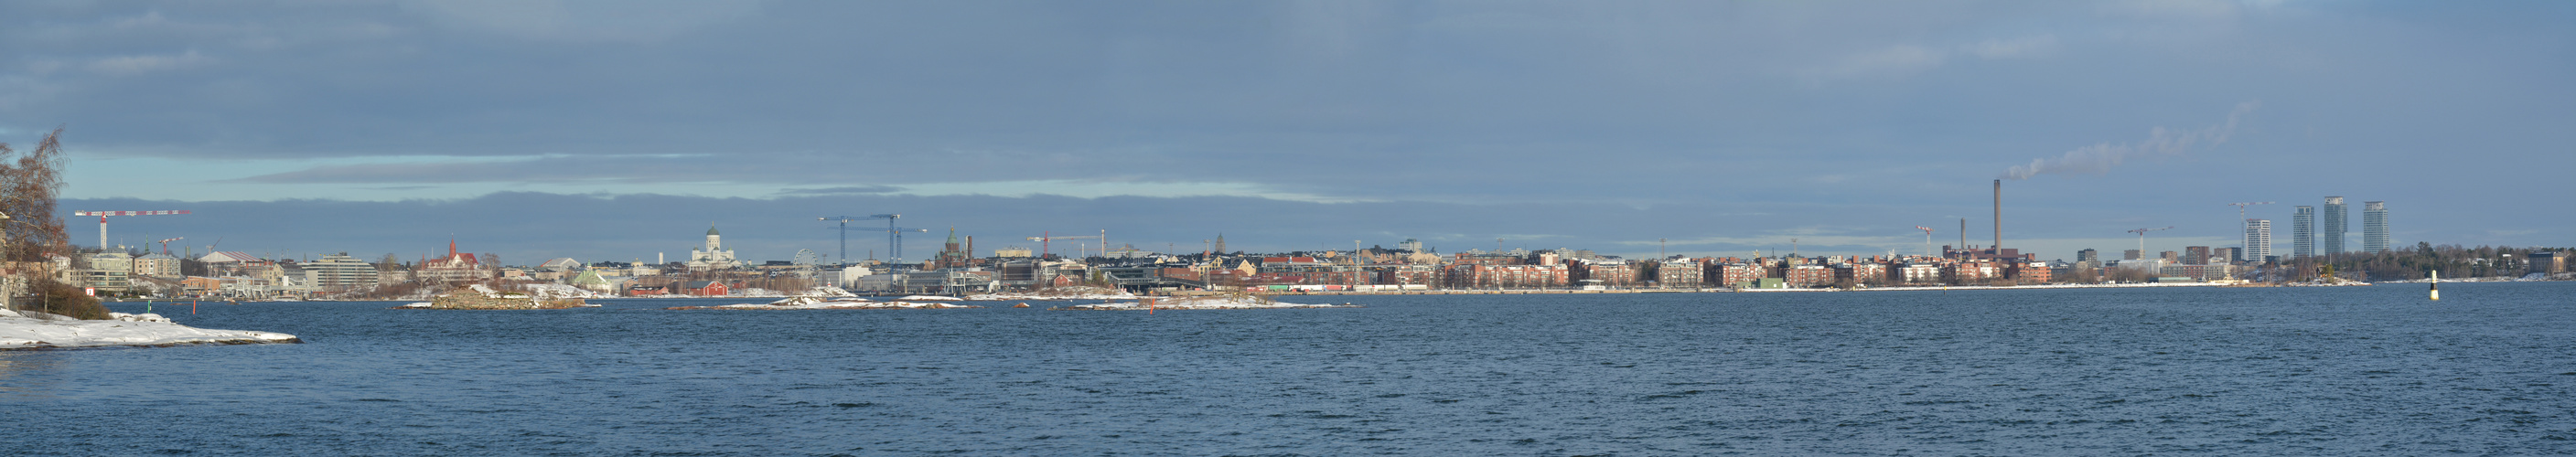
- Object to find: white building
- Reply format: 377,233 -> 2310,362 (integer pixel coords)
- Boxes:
2242,218 -> 2272,262
687,226 -> 739,270
83,252 -> 134,292
304,253 -> 381,291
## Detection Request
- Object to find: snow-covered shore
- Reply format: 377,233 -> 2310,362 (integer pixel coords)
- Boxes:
1740,282 -> 2231,292
961,286 -> 1137,301
1053,296 -> 1359,311
0,309 -> 300,350
666,296 -> 982,310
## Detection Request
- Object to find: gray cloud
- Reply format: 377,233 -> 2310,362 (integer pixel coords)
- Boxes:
778,186 -> 901,196
7,1 -> 2572,251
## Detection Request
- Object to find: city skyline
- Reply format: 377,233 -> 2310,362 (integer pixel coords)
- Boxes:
5,1 -> 2570,262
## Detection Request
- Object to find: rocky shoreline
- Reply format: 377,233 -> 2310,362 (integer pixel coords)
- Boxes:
666,296 -> 983,310
1051,296 -> 1360,311
0,309 -> 302,350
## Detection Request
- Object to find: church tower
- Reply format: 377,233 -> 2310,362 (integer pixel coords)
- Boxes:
688,225 -> 738,270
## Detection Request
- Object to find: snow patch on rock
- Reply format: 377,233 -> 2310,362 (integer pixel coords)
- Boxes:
0,309 -> 301,349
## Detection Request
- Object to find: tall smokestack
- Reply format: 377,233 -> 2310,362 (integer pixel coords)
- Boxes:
1992,179 -> 2002,252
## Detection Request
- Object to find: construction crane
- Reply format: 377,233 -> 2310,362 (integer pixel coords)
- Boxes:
2128,226 -> 2175,257
881,227 -> 928,268
71,210 -> 189,250
2227,201 -> 2274,221
1915,226 -> 1935,257
157,237 -> 183,255
818,214 -> 901,263
1026,230 -> 1106,260
819,215 -> 897,263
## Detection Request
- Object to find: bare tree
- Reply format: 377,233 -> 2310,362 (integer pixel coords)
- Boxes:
0,128 -> 105,318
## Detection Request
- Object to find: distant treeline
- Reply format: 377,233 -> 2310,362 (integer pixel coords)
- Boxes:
2286,243 -> 2570,281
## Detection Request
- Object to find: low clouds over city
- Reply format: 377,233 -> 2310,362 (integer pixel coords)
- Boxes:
5,0 -> 2569,261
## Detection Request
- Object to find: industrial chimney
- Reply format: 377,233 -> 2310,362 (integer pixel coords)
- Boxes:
1992,179 -> 2002,253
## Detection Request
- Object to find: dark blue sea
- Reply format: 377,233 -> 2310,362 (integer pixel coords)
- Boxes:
6,282 -> 2574,455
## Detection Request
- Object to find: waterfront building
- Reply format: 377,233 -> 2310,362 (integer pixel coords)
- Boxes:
1446,263 -> 1568,289
2006,262 -> 2053,283
305,252 -> 381,291
133,253 -> 181,278
1707,262 -> 1769,287
419,241 -> 490,282
1658,260 -> 1703,288
1940,261 -> 1997,284
2243,218 -> 2272,262
1834,262 -> 1885,285
1785,264 -> 1834,287
2531,251 -> 2567,274
687,226 -> 740,270
82,251 -> 133,292
2184,246 -> 2211,265
2363,201 -> 2388,253
2159,263 -> 2239,282
2077,249 -> 2099,263
2292,206 -> 2316,259
675,281 -> 731,296
2324,197 -> 2348,254
1893,262 -> 1940,284
1572,260 -> 1636,288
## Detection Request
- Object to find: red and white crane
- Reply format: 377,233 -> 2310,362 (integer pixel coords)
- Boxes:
70,210 -> 189,250
157,237 -> 184,255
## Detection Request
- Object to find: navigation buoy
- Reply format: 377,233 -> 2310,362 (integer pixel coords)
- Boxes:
2430,270 -> 2441,302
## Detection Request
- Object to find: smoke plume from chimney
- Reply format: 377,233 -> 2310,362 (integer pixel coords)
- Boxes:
2001,101 -> 2259,180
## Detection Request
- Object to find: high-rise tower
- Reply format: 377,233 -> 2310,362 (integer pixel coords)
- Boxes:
2323,197 -> 2347,254
2363,201 -> 2388,253
2243,218 -> 2272,262
2292,206 -> 2316,259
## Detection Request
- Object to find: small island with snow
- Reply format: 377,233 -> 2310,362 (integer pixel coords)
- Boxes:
961,286 -> 1137,301
665,295 -> 982,310
1,309 -> 301,350
393,284 -> 600,310
1051,295 -> 1360,311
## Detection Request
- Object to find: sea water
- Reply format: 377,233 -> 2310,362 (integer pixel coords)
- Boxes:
4,282 -> 2571,455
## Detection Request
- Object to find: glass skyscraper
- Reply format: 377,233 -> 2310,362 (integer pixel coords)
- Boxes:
2323,197 -> 2347,255
2243,218 -> 2272,262
2363,201 -> 2388,253
2292,206 -> 2316,259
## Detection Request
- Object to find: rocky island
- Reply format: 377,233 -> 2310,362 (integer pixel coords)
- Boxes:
665,296 -> 983,310
394,284 -> 597,310
1,309 -> 302,350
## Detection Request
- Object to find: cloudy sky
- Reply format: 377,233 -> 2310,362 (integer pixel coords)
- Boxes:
4,0 -> 2570,264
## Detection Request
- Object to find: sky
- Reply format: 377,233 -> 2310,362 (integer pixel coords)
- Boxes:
3,0 -> 2570,265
